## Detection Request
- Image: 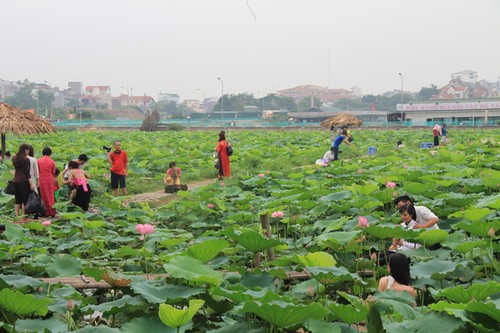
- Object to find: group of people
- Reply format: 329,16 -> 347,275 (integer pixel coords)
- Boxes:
369,195 -> 442,299
8,140 -> 130,219
432,123 -> 448,146
11,144 -> 60,221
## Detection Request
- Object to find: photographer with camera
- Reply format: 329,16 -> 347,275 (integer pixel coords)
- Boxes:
107,141 -> 128,196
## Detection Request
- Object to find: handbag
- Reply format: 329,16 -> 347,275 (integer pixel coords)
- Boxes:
4,181 -> 15,195
25,190 -> 46,214
226,146 -> 233,156
214,160 -> 220,169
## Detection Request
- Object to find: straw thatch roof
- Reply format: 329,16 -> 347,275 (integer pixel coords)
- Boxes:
320,112 -> 363,128
0,102 -> 56,158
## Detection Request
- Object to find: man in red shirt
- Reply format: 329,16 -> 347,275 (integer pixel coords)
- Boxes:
107,141 -> 129,196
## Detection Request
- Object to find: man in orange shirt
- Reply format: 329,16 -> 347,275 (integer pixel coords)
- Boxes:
107,141 -> 129,196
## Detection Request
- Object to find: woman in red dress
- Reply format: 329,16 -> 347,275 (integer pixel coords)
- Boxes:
216,131 -> 231,179
37,147 -> 56,217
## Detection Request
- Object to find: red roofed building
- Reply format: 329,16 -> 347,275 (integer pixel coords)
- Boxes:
84,85 -> 112,108
433,80 -> 469,100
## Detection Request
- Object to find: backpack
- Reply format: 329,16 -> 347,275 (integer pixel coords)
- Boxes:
226,146 -> 233,156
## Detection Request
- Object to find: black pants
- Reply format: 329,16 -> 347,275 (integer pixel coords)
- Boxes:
332,147 -> 339,160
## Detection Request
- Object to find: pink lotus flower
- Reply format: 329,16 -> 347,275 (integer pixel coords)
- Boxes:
386,181 -> 396,189
136,223 -> 155,235
358,216 -> 368,228
207,203 -> 215,209
430,150 -> 437,155
271,211 -> 284,218
220,182 -> 225,186
404,164 -> 409,170
306,284 -> 315,297
357,169 -> 362,174
42,220 -> 52,226
258,173 -> 265,177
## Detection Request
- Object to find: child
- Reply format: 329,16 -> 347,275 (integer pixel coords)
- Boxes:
377,253 -> 416,298
164,161 -> 181,190
53,168 -> 60,202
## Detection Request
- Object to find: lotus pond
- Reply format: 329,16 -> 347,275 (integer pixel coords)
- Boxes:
0,128 -> 498,333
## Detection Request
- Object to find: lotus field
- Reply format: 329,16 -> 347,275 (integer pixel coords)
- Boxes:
0,128 -> 498,333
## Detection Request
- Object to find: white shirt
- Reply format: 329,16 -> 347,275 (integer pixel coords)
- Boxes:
397,219 -> 421,251
28,156 -> 39,192
414,205 -> 439,230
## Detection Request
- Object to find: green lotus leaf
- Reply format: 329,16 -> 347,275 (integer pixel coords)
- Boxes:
185,238 -> 230,263
436,281 -> 500,303
412,258 -> 463,280
131,281 -> 204,304
15,317 -> 67,333
464,207 -> 493,222
163,256 -> 223,287
475,194 -> 500,210
328,303 -> 368,324
435,179 -> 459,187
241,301 -> 328,329
413,229 -> 448,246
121,316 -> 177,333
364,225 -> 407,240
351,183 -> 379,196
114,246 -> 140,258
223,227 -> 284,253
297,252 -> 336,268
288,173 -> 305,179
83,295 -> 143,314
315,231 -> 360,246
0,288 -> 50,316
212,286 -> 279,304
0,274 -> 42,289
482,177 -> 500,189
158,299 -> 204,328
466,300 -> 500,322
318,190 -> 353,202
454,221 -> 496,238
305,318 -> 341,333
453,240 -> 488,254
307,266 -> 361,285
402,181 -> 435,195
46,255 -> 82,277
83,220 -> 107,229
384,312 -> 464,333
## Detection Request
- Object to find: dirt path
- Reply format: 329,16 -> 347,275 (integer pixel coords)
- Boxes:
123,179 -> 215,205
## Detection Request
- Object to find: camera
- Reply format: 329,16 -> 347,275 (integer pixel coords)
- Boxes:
103,145 -> 112,153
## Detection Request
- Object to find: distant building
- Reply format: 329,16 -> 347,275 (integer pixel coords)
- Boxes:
182,99 -> 205,113
83,85 -> 112,108
451,70 -> 478,84
157,92 -> 180,104
0,78 -> 19,100
68,82 -> 83,95
277,85 -> 355,104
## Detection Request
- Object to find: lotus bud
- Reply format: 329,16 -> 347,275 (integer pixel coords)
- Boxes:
67,299 -> 74,311
274,278 -> 280,288
306,284 -> 314,297
488,228 -> 495,237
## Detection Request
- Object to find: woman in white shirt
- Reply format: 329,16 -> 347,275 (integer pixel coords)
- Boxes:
27,145 -> 39,193
378,253 -> 416,298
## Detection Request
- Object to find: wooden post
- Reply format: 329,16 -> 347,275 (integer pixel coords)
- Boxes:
260,213 -> 275,261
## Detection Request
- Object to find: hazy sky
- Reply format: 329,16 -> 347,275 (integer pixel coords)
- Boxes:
2,0 -> 499,101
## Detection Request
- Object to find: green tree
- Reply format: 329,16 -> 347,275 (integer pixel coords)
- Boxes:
417,84 -> 439,100
297,97 -> 322,111
140,109 -> 161,131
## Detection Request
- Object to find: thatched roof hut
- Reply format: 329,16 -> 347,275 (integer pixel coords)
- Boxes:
0,102 -> 56,158
320,112 -> 363,128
